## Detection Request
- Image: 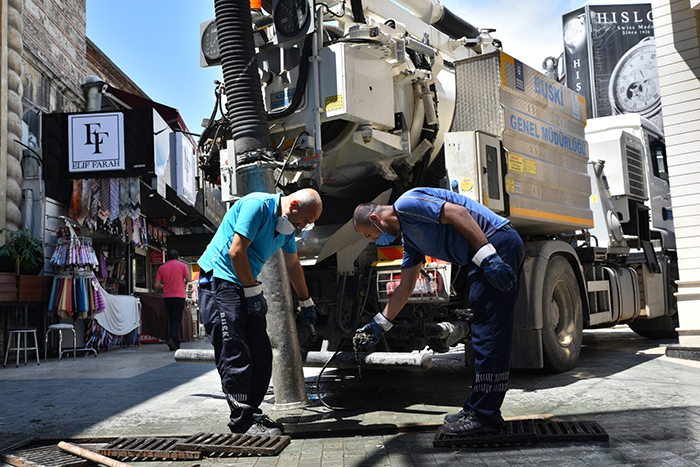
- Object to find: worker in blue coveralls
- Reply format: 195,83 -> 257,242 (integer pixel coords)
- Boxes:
352,187 -> 524,436
197,188 -> 322,436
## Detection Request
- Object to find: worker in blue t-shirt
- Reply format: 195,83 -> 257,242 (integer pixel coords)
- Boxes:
197,188 -> 322,436
353,187 -> 524,436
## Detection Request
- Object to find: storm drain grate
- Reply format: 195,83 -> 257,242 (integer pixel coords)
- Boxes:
175,432 -> 290,456
434,419 -> 608,448
533,420 -> 608,443
98,437 -> 201,460
1,442 -> 90,467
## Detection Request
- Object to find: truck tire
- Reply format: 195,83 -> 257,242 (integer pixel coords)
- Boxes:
629,313 -> 679,339
542,256 -> 583,373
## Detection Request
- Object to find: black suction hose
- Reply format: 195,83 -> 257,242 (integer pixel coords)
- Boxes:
267,37 -> 313,121
352,0 -> 480,40
214,0 -> 271,155
434,7 -> 480,39
315,337 -> 390,412
351,0 -> 365,23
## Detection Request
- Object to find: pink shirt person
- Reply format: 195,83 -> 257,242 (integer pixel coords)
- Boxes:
155,258 -> 191,298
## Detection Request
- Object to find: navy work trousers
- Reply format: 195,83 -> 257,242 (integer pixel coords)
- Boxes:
209,278 -> 272,433
464,225 -> 525,428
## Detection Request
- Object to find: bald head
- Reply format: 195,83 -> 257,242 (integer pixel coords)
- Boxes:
282,188 -> 323,231
291,188 -> 323,219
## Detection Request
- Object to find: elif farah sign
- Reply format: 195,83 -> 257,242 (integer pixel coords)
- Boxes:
68,112 -> 125,172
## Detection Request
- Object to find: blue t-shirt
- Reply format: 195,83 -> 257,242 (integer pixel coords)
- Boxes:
197,192 -> 297,285
394,187 -> 509,269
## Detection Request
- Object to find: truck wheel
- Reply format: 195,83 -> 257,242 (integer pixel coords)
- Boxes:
542,256 -> 583,373
629,313 -> 679,339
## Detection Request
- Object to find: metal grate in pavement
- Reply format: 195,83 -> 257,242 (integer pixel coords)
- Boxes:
98,437 -> 201,460
434,419 -> 608,448
1,442 -> 90,467
175,432 -> 290,456
533,420 -> 608,443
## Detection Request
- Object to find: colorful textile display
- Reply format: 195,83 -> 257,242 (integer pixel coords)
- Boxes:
85,318 -> 139,351
48,274 -> 105,320
50,237 -> 99,268
49,218 -> 140,352
68,177 -> 146,248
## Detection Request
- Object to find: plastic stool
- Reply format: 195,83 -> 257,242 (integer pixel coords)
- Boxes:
45,323 -> 77,362
3,327 -> 40,368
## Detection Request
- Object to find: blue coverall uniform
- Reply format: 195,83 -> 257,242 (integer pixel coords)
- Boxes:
197,192 -> 296,433
394,187 -> 525,428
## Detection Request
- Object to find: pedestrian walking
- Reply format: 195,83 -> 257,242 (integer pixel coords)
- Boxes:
197,188 -> 322,436
154,249 -> 192,351
353,187 -> 525,435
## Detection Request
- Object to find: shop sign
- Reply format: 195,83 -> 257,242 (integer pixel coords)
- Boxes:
149,249 -> 165,264
171,132 -> 196,206
68,113 -> 125,172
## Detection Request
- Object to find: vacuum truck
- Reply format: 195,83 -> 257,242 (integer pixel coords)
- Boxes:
197,0 -> 678,372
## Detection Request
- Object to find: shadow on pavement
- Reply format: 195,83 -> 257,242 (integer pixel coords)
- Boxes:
0,358 -> 213,451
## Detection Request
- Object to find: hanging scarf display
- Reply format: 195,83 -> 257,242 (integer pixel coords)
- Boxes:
52,211 -> 140,353
85,318 -> 139,351
50,236 -> 99,268
67,177 -> 143,246
49,273 -> 105,319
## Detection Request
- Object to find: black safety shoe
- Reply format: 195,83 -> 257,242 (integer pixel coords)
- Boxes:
443,409 -> 470,424
245,413 -> 284,436
441,411 -> 500,436
167,340 -> 177,351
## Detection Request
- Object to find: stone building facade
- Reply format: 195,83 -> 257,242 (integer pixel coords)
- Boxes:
0,0 -> 153,241
1,0 -> 88,240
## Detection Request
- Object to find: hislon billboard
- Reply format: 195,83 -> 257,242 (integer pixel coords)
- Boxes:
563,3 -> 663,132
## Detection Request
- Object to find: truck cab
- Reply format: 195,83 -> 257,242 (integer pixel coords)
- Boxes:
585,114 -> 674,252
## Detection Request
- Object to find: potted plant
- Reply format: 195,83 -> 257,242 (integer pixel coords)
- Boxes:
0,228 -> 45,302
0,228 -> 45,275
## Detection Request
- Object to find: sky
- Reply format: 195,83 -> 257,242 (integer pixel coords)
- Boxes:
86,0 -> 648,135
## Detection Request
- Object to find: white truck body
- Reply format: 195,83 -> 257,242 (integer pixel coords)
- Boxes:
202,0 -> 678,371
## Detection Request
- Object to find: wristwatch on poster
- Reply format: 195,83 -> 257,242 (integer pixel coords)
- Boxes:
564,14 -> 586,54
608,36 -> 662,118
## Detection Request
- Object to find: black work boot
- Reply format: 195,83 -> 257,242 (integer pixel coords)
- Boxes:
444,409 -> 470,424
245,413 -> 284,436
441,411 -> 500,436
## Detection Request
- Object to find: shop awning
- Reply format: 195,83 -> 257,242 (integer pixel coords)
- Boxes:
102,85 -> 195,142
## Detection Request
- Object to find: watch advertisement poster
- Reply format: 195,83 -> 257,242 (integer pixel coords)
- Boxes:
563,8 -> 593,120
562,3 -> 663,131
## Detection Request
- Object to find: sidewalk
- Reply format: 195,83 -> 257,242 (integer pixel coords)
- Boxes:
1,326 -> 700,466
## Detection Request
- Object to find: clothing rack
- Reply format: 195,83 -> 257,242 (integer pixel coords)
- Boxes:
47,219 -> 104,358
50,236 -> 99,268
